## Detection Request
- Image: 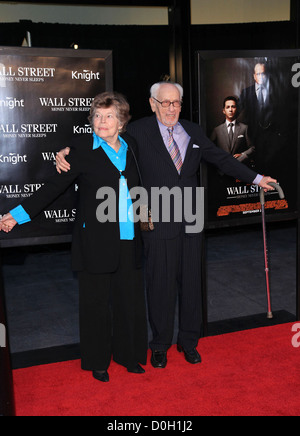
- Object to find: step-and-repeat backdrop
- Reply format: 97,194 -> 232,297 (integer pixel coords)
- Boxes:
0,47 -> 112,247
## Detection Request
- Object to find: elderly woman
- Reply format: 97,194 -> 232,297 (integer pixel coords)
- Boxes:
0,92 -> 148,382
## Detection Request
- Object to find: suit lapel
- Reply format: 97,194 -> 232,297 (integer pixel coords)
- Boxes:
180,137 -> 193,174
232,123 -> 241,154
178,120 -> 194,175
222,122 -> 231,151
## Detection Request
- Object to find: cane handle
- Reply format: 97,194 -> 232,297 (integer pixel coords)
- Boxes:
260,182 -> 285,206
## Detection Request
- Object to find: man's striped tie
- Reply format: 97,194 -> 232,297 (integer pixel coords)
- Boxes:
167,127 -> 183,173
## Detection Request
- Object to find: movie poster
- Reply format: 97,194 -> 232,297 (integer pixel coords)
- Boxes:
197,51 -> 299,228
0,47 -> 112,247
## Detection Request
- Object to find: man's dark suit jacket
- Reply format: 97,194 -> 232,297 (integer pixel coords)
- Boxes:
18,132 -> 142,274
210,121 -> 255,164
239,83 -> 276,135
127,115 -> 258,240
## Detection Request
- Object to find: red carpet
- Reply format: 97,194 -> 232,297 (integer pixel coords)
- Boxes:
13,323 -> 300,416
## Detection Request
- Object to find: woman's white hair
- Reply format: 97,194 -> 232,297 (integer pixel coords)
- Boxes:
150,82 -> 184,100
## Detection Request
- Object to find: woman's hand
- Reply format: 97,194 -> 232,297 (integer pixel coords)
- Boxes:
0,213 -> 17,233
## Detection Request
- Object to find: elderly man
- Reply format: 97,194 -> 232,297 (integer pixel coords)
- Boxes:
56,82 -> 276,369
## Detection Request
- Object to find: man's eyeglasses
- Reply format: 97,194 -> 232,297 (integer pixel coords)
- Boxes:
152,97 -> 182,108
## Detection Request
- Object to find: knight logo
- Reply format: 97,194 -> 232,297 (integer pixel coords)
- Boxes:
71,69 -> 101,81
0,97 -> 25,109
73,124 -> 93,135
0,153 -> 27,165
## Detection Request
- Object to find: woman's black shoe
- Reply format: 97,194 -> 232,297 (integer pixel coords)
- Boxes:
92,370 -> 109,382
127,364 -> 145,374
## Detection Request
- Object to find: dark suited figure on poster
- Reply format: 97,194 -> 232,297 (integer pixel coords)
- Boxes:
0,92 -> 148,383
210,96 -> 255,167
239,62 -> 288,175
55,82 -> 277,370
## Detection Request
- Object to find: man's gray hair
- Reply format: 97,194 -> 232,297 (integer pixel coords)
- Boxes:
150,82 -> 184,100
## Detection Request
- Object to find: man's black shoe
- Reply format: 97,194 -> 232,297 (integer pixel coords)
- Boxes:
92,370 -> 109,382
151,350 -> 167,368
177,345 -> 202,364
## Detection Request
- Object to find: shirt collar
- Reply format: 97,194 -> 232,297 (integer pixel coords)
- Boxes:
255,80 -> 269,92
93,132 -> 128,151
157,118 -> 182,135
226,120 -> 236,127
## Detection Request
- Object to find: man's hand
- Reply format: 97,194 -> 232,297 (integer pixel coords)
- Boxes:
56,147 -> 71,174
0,213 -> 17,233
258,176 -> 278,192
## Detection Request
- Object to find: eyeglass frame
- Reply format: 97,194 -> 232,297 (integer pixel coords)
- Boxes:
152,97 -> 182,108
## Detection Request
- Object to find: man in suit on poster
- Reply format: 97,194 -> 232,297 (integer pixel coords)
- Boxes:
210,96 -> 255,166
240,62 -> 271,125
56,82 -> 276,369
239,62 -> 285,175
